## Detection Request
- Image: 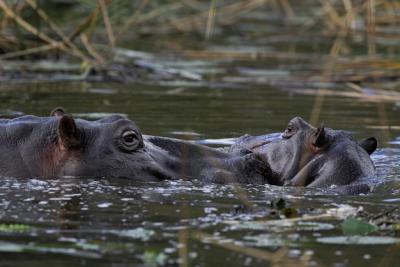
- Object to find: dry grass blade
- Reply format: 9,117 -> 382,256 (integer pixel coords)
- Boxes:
99,0 -> 115,48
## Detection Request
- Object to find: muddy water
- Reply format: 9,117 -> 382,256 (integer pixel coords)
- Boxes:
0,81 -> 399,267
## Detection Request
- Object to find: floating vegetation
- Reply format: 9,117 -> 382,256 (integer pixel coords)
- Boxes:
224,219 -> 335,232
242,234 -> 284,249
342,218 -> 378,236
142,250 -> 168,267
0,241 -> 102,258
110,228 -> 155,242
316,236 -> 400,245
0,223 -> 32,233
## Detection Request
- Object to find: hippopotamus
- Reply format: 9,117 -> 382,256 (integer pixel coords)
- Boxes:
229,117 -> 377,191
0,108 -> 270,183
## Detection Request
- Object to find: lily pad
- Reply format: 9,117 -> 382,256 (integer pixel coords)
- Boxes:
243,234 -> 283,248
0,241 -> 101,258
0,224 -> 32,233
224,220 -> 334,231
111,227 -> 155,241
0,241 -> 24,252
317,236 -> 400,245
342,218 -> 377,236
142,250 -> 168,267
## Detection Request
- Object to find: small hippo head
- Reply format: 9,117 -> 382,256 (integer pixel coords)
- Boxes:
231,117 -> 377,187
0,108 -> 174,180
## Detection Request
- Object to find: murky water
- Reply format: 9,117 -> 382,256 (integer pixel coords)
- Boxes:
1,3 -> 400,265
0,81 -> 399,267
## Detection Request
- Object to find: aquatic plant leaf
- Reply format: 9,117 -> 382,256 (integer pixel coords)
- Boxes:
317,236 -> 400,245
0,241 -> 101,258
142,251 -> 168,267
342,218 -> 377,236
0,224 -> 32,233
0,241 -> 24,252
111,227 -> 155,241
243,234 -> 283,249
224,220 -> 334,231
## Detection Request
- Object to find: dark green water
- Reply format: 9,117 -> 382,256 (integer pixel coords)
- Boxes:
1,1 -> 400,265
0,82 -> 398,141
0,81 -> 399,267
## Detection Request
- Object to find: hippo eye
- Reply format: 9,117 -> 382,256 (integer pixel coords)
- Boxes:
121,130 -> 141,150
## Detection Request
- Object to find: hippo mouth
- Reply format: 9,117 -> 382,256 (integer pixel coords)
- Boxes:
247,132 -> 283,150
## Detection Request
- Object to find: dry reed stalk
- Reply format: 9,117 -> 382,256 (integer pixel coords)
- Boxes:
377,101 -> 391,144
0,43 -> 57,60
24,0 -> 92,63
191,231 -> 289,264
367,0 -> 377,56
0,1 -> 90,63
213,0 -> 269,27
182,0 -> 206,11
297,88 -> 400,103
159,0 -> 267,33
116,0 -> 149,38
342,0 -> 354,30
68,6 -> 100,42
366,0 -> 392,146
0,1 -> 28,31
310,0 -> 356,125
335,58 -> 400,69
99,0 -> 115,48
80,33 -> 105,64
178,229 -> 189,267
318,0 -> 343,29
279,0 -> 294,18
205,0 -> 217,40
183,49 -> 312,61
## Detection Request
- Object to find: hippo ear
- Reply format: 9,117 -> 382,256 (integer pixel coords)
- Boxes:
312,123 -> 327,147
50,107 -> 65,117
58,115 -> 80,150
359,137 -> 377,155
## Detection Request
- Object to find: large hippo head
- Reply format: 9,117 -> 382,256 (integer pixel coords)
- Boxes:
229,117 -> 377,188
0,108 -> 270,183
0,108 -> 172,180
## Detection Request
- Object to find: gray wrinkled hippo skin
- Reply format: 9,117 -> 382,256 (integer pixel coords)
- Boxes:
229,117 -> 377,189
0,108 -> 270,183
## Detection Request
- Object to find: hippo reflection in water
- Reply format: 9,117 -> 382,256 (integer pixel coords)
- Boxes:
0,108 -> 270,183
229,117 -> 377,192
